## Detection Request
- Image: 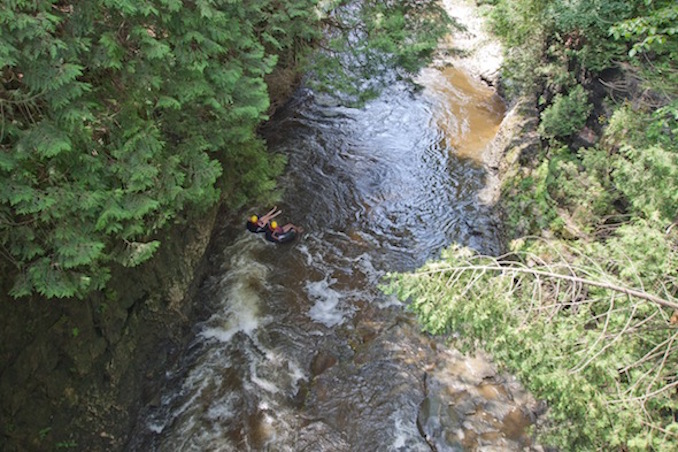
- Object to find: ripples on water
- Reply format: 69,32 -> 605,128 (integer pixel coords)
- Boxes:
127,70 -> 535,451
274,71 -> 504,269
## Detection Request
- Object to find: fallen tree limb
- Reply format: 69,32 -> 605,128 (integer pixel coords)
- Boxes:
417,263 -> 678,311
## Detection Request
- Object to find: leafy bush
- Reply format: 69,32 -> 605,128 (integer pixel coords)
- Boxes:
605,103 -> 678,224
544,145 -> 616,232
610,0 -> 678,95
614,143 -> 678,223
500,157 -> 561,236
547,0 -> 634,72
538,85 -> 592,138
488,0 -> 551,96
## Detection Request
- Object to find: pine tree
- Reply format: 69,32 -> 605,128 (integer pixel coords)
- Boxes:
1,0 -> 450,298
0,0 -> 316,298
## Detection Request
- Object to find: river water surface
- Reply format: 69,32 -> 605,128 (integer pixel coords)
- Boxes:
128,66 -> 537,451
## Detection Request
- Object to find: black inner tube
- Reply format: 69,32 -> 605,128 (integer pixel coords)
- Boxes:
265,228 -> 296,244
246,221 -> 265,233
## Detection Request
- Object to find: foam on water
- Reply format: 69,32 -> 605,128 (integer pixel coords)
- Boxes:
199,238 -> 271,343
199,290 -> 261,343
205,394 -> 237,421
130,42 -> 514,448
306,275 -> 350,327
146,422 -> 164,434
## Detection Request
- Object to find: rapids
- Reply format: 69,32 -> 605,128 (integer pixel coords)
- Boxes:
128,61 -> 538,452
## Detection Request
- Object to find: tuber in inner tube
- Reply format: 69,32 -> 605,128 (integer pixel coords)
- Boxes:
265,228 -> 297,244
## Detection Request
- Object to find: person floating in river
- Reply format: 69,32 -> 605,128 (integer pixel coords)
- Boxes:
246,206 -> 281,233
265,220 -> 304,244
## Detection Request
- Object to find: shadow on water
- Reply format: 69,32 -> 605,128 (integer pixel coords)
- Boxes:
128,69 -> 537,451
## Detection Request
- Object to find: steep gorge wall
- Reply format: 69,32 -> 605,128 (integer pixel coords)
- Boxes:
0,2 -> 536,448
0,48 -> 305,450
0,205 -> 219,451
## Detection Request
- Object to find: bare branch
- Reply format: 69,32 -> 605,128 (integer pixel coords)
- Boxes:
417,263 -> 678,310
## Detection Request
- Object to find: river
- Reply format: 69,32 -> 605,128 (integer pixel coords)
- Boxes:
127,60 -> 538,451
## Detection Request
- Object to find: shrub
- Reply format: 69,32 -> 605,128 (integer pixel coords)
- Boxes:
538,85 -> 592,138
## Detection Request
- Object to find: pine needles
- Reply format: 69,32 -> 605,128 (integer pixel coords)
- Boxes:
385,237 -> 678,449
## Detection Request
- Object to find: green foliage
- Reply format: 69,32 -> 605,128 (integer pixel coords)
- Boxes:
384,236 -> 678,450
503,97 -> 676,240
488,0 -> 632,93
539,145 -> 616,233
489,0 -> 677,112
55,440 -> 77,449
570,146 -> 614,211
548,0 -> 634,72
610,1 -> 678,60
489,0 -> 550,50
610,0 -> 678,89
609,1 -> 678,97
604,103 -> 678,224
0,0 -> 318,298
500,155 -> 562,236
488,0 -> 551,95
38,427 -> 51,440
538,85 -> 592,138
311,0 -> 453,105
598,220 -> 678,288
489,0 -> 643,97
614,142 -> 678,222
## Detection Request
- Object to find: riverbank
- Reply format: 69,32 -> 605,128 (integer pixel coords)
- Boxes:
438,0 -> 503,86
427,0 -> 548,444
395,0 -> 678,449
0,207 -> 219,451
437,0 -> 540,218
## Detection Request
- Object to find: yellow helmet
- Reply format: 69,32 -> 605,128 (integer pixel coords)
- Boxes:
270,221 -> 278,229
250,215 -> 258,223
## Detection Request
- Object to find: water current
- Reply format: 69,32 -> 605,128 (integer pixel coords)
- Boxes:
128,67 -> 538,451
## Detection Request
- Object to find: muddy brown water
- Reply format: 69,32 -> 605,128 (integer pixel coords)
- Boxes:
127,67 -> 537,451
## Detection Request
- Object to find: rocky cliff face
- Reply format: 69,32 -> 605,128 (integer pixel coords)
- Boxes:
1,51 -> 305,451
0,205 -> 218,451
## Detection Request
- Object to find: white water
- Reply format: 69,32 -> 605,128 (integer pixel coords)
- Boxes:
128,63 -> 535,451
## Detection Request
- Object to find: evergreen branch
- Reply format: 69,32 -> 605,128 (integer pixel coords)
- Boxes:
570,303 -> 638,374
571,295 -> 615,360
0,244 -> 20,267
619,332 -> 676,374
0,87 -> 49,105
639,419 -> 678,439
607,311 -> 662,338
417,262 -> 678,311
610,379 -> 678,405
644,331 -> 677,398
533,297 -> 602,314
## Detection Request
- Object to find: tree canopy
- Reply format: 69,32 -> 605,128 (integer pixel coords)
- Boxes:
0,0 -> 450,299
387,0 -> 678,449
0,0 -> 305,298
